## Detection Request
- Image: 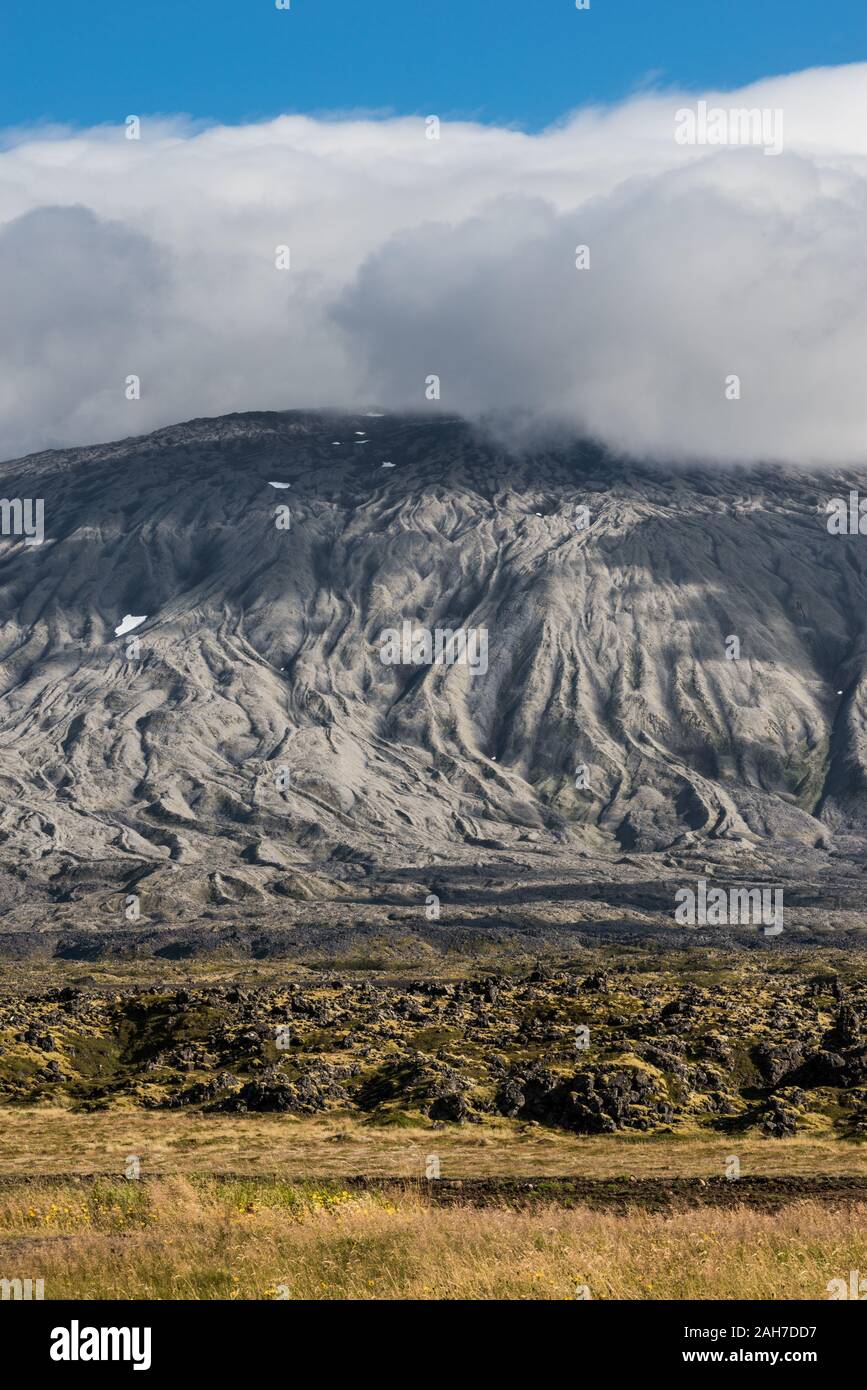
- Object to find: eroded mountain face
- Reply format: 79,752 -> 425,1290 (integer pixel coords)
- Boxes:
0,409 -> 866,934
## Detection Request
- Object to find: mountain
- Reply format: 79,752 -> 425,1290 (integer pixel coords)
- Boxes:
1,409 -> 866,948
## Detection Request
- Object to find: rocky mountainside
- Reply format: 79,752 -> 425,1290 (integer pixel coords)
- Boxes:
1,410 -> 867,938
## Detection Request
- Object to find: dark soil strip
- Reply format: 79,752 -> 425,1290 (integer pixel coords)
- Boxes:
2,1173 -> 867,1211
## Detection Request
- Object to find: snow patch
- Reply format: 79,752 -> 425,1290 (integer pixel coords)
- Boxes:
115,615 -> 147,637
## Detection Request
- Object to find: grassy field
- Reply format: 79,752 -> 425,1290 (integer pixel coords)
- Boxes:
3,949 -> 866,1301
3,1106 -> 867,1179
0,1175 -> 860,1300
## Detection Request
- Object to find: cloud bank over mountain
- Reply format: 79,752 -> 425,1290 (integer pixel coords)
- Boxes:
1,63 -> 866,464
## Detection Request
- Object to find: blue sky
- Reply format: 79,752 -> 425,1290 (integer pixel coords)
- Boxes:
1,0 -> 865,131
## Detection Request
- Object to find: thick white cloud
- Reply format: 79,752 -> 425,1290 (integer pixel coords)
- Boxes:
2,64 -> 867,464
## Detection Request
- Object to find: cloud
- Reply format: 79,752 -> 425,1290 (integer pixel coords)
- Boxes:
2,65 -> 867,465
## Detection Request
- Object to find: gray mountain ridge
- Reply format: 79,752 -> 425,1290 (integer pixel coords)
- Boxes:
1,409 -> 866,948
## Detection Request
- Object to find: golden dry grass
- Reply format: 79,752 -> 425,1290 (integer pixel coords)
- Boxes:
0,1177 -> 861,1300
3,1106 -> 863,1300
2,1106 -> 867,1179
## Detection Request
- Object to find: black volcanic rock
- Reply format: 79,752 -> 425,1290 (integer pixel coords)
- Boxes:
753,1041 -> 805,1087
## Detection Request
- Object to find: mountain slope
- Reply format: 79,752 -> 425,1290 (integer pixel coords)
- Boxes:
1,410 -> 866,931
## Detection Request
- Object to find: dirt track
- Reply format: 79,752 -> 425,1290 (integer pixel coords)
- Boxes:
2,1172 -> 866,1211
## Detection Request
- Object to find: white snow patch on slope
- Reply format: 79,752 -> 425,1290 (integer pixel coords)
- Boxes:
115,615 -> 147,637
